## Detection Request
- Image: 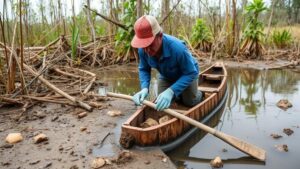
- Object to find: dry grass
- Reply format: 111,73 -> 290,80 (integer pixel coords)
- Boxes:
265,24 -> 300,41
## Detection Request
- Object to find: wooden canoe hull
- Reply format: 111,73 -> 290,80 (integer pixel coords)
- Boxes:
120,62 -> 228,149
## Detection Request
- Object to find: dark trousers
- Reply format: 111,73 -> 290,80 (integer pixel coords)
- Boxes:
157,77 -> 203,107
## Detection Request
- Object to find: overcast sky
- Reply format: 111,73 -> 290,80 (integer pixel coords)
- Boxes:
0,0 -> 271,21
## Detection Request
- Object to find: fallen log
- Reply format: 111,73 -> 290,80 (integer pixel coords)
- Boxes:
23,96 -> 76,106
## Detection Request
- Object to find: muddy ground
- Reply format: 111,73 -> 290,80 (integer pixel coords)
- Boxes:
0,60 -> 299,169
0,97 -> 175,169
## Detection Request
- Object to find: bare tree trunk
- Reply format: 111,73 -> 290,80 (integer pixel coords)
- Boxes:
5,0 -> 12,43
266,0 -> 276,40
7,21 -> 18,93
137,0 -> 144,18
19,0 -> 25,94
231,0 -> 237,57
86,0 -> 97,67
109,0 -> 114,43
58,0 -> 63,35
161,0 -> 170,34
115,0 -> 119,21
225,0 -> 232,55
198,0 -> 202,18
71,0 -> 76,24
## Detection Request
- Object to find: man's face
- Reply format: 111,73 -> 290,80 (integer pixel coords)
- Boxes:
143,33 -> 162,57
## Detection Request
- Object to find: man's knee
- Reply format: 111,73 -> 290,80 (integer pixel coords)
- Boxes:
182,91 -> 203,107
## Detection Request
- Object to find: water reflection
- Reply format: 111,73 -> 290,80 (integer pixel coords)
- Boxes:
95,67 -> 158,99
95,66 -> 300,169
227,68 -> 300,115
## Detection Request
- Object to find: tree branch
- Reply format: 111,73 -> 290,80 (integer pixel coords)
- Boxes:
84,5 -> 128,31
160,0 -> 183,25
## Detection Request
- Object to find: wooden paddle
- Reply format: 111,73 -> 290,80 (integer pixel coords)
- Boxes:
106,92 -> 266,161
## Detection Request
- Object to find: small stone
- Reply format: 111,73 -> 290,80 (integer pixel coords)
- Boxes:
115,150 -> 133,164
275,144 -> 288,152
162,157 -> 167,163
104,159 -> 112,165
2,162 -> 11,166
34,134 -> 48,144
283,128 -> 294,136
1,144 -> 14,149
106,110 -> 122,117
91,158 -> 105,168
221,148 -> 228,152
78,112 -> 88,119
144,160 -> 151,165
80,127 -> 87,132
29,160 -> 40,165
34,111 -> 46,118
89,102 -> 103,108
51,115 -> 59,122
159,115 -> 170,124
44,162 -> 52,168
5,133 -> 23,144
271,133 -> 283,139
210,156 -> 223,168
70,165 -> 79,169
276,99 -> 292,110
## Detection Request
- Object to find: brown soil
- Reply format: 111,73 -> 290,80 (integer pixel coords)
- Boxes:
0,98 -> 175,169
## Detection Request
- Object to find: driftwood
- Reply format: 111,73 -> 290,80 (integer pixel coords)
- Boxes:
23,64 -> 92,111
23,95 -> 76,106
0,97 -> 23,105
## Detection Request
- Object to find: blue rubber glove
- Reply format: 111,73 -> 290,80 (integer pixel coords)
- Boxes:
133,88 -> 148,105
155,88 -> 174,111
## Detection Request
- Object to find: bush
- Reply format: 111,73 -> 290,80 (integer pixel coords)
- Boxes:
272,29 -> 292,48
190,19 -> 212,52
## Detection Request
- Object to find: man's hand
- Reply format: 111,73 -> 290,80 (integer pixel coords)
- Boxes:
155,88 -> 174,111
133,88 -> 149,105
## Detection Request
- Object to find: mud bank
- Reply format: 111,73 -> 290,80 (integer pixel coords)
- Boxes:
0,98 -> 175,169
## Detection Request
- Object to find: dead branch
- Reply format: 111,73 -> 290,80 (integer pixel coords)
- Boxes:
23,95 -> 76,106
160,0 -> 183,25
23,64 -> 92,111
84,5 -> 128,30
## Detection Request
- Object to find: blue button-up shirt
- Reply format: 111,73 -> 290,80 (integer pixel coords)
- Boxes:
138,34 -> 199,97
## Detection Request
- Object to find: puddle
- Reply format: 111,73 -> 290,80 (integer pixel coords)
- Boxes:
93,143 -> 116,157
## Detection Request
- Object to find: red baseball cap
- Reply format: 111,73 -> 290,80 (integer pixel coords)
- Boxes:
131,15 -> 162,48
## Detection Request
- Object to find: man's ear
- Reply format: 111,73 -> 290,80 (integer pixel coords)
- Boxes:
158,32 -> 163,37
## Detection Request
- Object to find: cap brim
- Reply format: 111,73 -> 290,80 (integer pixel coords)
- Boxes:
131,35 -> 155,48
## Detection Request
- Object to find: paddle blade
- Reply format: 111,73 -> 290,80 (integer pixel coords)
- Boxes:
215,132 -> 266,161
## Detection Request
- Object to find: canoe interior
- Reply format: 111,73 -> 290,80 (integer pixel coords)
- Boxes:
121,63 -> 227,147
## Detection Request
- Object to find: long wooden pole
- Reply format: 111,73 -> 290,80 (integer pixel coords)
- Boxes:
106,92 -> 266,161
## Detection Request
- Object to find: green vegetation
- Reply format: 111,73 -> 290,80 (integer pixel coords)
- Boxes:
115,0 -> 136,61
241,0 -> 267,59
71,23 -> 79,61
190,19 -> 212,52
272,29 -> 292,48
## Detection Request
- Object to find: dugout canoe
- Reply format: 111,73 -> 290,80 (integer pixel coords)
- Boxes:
119,62 -> 228,152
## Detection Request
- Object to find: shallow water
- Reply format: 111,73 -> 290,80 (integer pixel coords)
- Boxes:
96,65 -> 300,169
